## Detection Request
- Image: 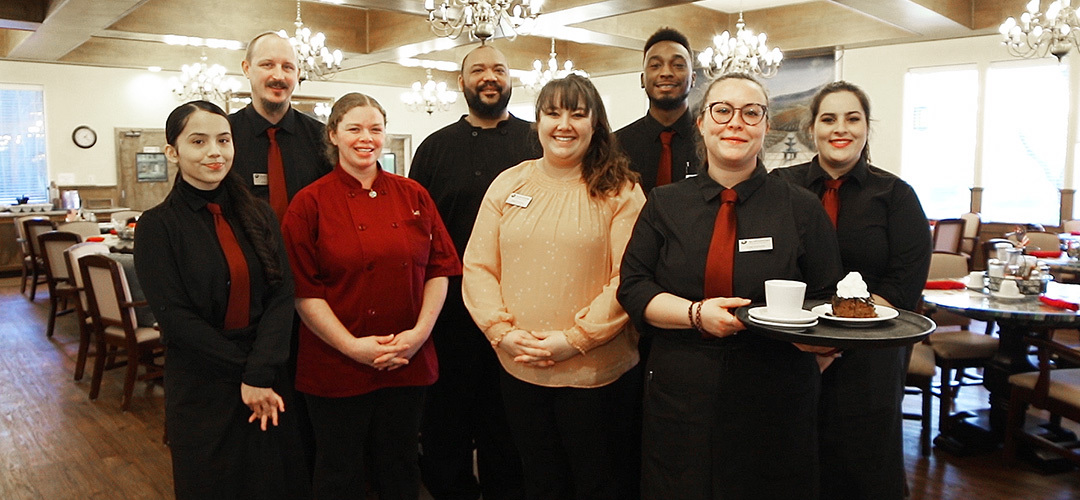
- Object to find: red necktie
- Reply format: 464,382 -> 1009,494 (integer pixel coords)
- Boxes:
206,203 -> 250,330
704,189 -> 738,298
656,130 -> 675,188
822,178 -> 846,228
266,127 -> 287,222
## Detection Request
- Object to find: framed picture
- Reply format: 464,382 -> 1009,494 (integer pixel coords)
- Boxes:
136,152 -> 168,182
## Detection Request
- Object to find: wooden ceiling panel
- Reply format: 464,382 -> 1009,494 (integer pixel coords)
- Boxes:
573,3 -> 730,51
973,0 -> 1030,31
59,37 -> 244,73
910,0 -> 973,28
0,28 -> 33,58
742,2 -> 915,52
0,0 -> 45,24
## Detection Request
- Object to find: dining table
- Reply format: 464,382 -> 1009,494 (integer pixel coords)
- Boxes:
921,280 -> 1080,457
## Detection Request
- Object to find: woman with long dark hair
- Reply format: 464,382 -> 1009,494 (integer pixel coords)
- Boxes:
135,100 -> 308,499
772,81 -> 932,499
462,74 -> 645,500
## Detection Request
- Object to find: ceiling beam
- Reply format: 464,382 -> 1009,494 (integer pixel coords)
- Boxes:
7,0 -> 147,60
832,0 -> 972,38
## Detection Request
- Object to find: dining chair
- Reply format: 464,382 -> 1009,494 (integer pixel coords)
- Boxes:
21,217 -> 57,300
37,231 -> 82,338
1003,335 -> 1080,468
13,215 -> 42,296
959,212 -> 981,263
57,220 -> 102,239
1024,231 -> 1062,253
921,251 -> 1000,435
79,253 -> 164,411
1063,219 -> 1080,234
64,242 -> 112,381
933,218 -> 966,255
904,342 -> 937,456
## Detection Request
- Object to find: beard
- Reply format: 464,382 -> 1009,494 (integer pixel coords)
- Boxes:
649,91 -> 689,111
257,80 -> 292,115
464,81 -> 511,119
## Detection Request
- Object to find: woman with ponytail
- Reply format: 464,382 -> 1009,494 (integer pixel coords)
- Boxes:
135,100 -> 309,499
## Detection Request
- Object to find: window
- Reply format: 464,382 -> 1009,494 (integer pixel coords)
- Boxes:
901,66 -> 978,220
0,85 -> 48,204
980,59 -> 1069,226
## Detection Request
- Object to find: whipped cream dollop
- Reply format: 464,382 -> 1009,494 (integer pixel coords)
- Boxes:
836,271 -> 870,299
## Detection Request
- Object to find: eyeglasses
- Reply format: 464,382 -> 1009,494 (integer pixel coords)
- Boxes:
706,101 -> 768,126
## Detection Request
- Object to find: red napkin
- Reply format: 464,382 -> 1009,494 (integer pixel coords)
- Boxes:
1028,250 -> 1062,258
1039,296 -> 1080,311
86,236 -> 105,242
925,280 -> 966,290
1072,231 -> 1080,236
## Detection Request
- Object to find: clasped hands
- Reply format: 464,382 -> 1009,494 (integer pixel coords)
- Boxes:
495,329 -> 579,368
347,329 -> 426,371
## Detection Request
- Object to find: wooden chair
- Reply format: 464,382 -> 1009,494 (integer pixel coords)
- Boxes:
57,220 -> 102,239
20,217 -> 56,300
933,218 -> 966,255
1024,231 -> 1062,253
80,254 -> 163,411
959,212 -> 981,264
64,242 -> 113,381
1003,336 -> 1080,467
904,343 -> 937,456
38,231 -> 82,338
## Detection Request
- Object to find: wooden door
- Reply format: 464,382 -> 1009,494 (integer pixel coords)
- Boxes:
115,128 -> 173,211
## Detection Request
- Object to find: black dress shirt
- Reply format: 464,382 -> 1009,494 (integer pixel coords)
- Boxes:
229,105 -> 332,203
135,180 -> 294,387
618,162 -> 843,341
408,114 -> 542,261
615,109 -> 701,194
771,157 -> 932,311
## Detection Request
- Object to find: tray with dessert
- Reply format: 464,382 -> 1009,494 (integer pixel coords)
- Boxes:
735,272 -> 936,349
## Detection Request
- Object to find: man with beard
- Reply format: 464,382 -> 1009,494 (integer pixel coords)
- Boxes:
230,31 -> 332,222
409,44 -> 540,500
615,27 -> 699,194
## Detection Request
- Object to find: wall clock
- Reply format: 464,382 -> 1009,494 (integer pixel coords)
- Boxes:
72,125 -> 97,149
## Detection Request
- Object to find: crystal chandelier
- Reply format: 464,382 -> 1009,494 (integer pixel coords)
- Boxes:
425,0 -> 542,41
401,69 -> 458,115
171,52 -> 242,103
698,12 -> 783,78
1000,0 -> 1080,61
520,38 -> 588,93
278,1 -> 343,81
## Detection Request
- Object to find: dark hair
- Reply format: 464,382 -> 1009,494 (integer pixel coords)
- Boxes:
534,74 -> 638,198
808,80 -> 872,163
694,73 -> 770,165
643,27 -> 692,59
165,100 -> 284,287
324,92 -> 387,164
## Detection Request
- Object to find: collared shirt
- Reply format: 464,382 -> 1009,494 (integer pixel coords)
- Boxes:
618,162 -> 843,342
282,166 -> 462,398
135,179 -> 294,388
615,109 -> 701,194
229,105 -> 333,202
771,157 -> 932,311
408,114 -> 542,260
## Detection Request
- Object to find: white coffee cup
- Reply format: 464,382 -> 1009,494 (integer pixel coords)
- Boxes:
998,279 -> 1020,297
765,280 -> 807,318
967,271 -> 985,288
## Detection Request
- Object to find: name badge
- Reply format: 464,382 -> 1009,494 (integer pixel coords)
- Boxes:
253,173 -> 269,186
506,192 -> 532,208
739,237 -> 773,253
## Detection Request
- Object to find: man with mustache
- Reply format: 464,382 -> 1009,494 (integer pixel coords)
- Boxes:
409,44 -> 540,500
616,27 -> 700,194
229,31 -> 332,222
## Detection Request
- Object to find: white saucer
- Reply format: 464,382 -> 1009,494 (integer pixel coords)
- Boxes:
811,304 -> 899,323
747,306 -> 818,324
990,291 -> 1026,302
746,316 -> 818,330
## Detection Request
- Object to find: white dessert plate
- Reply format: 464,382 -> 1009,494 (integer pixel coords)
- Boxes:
811,304 -> 899,323
746,316 -> 818,330
747,306 -> 818,324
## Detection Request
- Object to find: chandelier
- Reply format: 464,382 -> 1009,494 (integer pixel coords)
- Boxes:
425,0 -> 541,41
171,52 -> 241,103
697,12 -> 783,78
1000,0 -> 1080,61
401,69 -> 458,115
278,1 -> 343,81
520,38 -> 588,93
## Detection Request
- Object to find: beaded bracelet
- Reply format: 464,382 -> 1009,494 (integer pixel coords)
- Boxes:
694,300 -> 706,333
687,301 -> 697,330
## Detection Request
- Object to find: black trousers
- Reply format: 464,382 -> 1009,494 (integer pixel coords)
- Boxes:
305,386 -> 426,500
641,335 -> 820,500
499,365 -> 640,500
420,288 -> 523,500
818,346 -> 908,500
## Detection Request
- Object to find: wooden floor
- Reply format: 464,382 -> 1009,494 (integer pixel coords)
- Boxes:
1,277 -> 1079,499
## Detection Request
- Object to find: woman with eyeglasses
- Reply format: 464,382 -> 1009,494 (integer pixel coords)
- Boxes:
618,73 -> 842,500
772,81 -> 931,500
